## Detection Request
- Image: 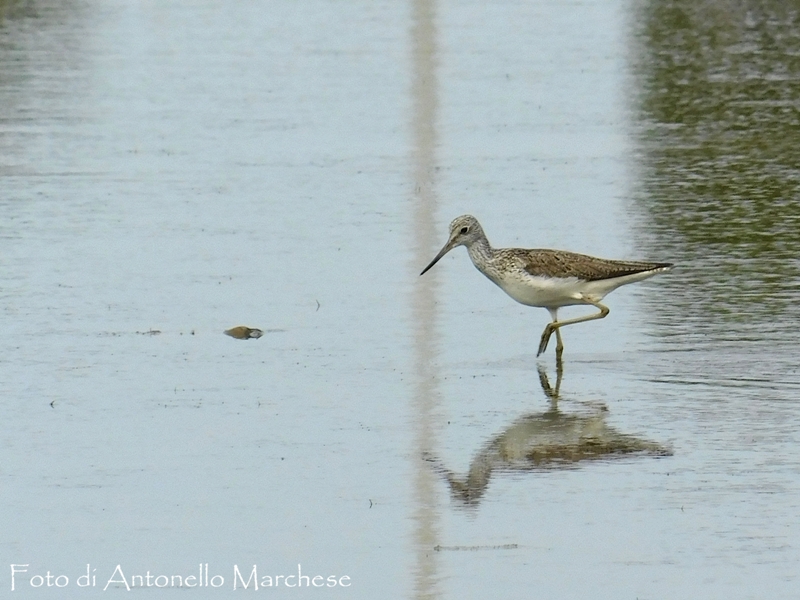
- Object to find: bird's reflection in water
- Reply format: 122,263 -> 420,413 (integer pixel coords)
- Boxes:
427,363 -> 671,507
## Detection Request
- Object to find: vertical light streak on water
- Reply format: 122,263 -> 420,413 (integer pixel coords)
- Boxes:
410,0 -> 441,598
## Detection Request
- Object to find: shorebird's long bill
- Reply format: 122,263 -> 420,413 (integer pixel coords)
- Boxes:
420,240 -> 455,276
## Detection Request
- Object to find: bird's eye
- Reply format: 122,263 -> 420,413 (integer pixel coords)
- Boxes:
460,226 -> 469,234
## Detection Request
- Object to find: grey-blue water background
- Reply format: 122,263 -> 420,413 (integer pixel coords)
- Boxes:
2,0 -> 799,598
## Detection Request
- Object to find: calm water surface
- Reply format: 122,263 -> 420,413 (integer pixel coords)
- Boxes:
1,0 -> 799,598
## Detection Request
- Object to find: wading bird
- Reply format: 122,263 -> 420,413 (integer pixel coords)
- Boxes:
420,215 -> 672,360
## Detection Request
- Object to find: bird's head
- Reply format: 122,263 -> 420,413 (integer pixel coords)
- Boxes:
420,215 -> 484,275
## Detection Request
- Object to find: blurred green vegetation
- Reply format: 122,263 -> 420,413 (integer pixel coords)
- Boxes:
632,1 -> 800,331
0,0 -> 37,26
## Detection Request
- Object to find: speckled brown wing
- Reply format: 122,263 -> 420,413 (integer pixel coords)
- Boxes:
517,249 -> 673,281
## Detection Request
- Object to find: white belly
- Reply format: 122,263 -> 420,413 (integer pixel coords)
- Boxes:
488,270 -> 661,308
494,275 -> 588,307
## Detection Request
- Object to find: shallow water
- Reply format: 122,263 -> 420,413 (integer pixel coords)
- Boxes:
1,0 -> 799,598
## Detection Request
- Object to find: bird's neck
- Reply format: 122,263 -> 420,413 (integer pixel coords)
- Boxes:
466,235 -> 494,267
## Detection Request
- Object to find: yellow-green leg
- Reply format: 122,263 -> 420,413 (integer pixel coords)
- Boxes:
537,301 -> 610,357
554,328 -> 564,362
